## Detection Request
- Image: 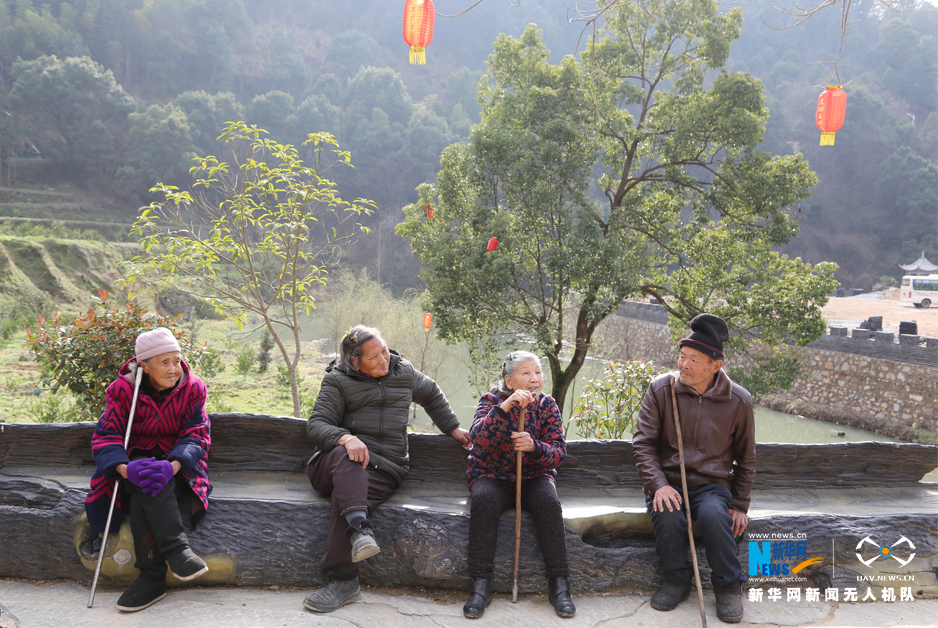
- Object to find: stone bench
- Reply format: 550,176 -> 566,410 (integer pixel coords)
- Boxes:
1,413 -> 936,598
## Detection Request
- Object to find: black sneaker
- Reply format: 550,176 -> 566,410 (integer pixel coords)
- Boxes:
166,547 -> 209,581
116,576 -> 167,612
303,576 -> 362,613
346,520 -> 381,563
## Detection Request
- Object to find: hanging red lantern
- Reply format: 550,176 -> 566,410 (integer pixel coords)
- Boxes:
486,237 -> 499,252
425,203 -> 434,219
403,0 -> 435,65
816,85 -> 846,146
423,313 -> 433,330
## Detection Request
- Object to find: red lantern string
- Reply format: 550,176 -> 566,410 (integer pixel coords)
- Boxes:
403,0 -> 435,65
425,203 -> 434,219
486,237 -> 499,252
816,86 -> 846,146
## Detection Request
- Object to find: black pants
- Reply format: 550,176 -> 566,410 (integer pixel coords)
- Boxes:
647,482 -> 745,587
121,475 -> 190,582
467,475 -> 569,579
307,446 -> 399,581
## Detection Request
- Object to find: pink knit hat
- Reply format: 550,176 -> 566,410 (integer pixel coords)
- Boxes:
136,327 -> 181,362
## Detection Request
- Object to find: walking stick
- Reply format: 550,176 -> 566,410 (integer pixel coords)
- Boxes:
88,365 -> 144,608
670,376 -> 708,628
511,405 -> 526,603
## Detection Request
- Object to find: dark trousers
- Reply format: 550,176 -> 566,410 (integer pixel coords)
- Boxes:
467,475 -> 569,580
307,446 -> 399,581
122,476 -> 189,582
647,482 -> 745,587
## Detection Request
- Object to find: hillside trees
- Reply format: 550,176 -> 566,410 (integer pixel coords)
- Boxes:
398,5 -> 838,409
8,55 -> 134,161
120,121 -> 375,417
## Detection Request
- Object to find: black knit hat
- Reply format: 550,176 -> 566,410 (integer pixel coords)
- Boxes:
679,314 -> 729,360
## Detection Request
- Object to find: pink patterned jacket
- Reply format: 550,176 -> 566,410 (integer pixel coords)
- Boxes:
85,358 -> 211,533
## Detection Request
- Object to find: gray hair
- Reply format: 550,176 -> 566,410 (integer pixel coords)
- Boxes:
339,325 -> 382,372
492,350 -> 541,396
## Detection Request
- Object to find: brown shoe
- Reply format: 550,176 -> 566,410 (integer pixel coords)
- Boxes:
714,582 -> 743,623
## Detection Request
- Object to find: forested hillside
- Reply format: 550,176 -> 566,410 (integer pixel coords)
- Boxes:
0,0 -> 932,292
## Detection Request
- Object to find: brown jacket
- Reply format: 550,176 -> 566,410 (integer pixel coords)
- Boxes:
631,369 -> 756,513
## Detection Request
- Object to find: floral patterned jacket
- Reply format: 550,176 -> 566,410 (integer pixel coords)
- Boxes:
467,391 -> 566,486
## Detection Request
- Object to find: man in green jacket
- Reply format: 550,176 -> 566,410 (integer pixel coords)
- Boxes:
303,325 -> 469,613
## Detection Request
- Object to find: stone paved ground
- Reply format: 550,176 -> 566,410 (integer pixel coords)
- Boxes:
1,580 -> 935,628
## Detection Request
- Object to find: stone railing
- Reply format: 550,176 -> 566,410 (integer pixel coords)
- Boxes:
1,414 -> 936,598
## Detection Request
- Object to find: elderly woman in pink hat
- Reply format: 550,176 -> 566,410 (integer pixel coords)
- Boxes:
85,327 -> 212,612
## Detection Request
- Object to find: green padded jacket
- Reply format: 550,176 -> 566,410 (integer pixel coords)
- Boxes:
305,349 -> 460,485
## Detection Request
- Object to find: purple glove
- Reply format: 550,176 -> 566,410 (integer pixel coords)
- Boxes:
126,458 -> 156,487
138,459 -> 175,496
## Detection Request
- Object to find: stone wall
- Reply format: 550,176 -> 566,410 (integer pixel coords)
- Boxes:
608,302 -> 938,438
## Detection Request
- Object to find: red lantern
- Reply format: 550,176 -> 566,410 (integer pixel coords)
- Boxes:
425,203 -> 434,219
816,86 -> 846,146
423,313 -> 433,330
403,0 -> 435,65
486,237 -> 499,252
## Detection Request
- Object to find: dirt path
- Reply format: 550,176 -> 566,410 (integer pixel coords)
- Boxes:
822,289 -> 937,337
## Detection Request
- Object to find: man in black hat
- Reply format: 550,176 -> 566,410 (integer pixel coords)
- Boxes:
631,313 -> 755,623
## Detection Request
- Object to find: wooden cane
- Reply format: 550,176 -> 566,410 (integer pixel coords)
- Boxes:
670,376 -> 708,628
88,365 -> 144,608
511,405 -> 526,603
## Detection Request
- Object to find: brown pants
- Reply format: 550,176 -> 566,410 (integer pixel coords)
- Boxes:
307,446 -> 399,581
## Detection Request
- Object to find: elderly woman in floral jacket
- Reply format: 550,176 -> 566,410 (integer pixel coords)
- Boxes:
463,350 -> 576,619
85,327 -> 211,612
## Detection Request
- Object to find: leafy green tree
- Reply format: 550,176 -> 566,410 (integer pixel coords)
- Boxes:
248,90 -> 295,146
444,67 -> 483,122
145,31 -> 184,98
288,94 -> 341,144
8,55 -> 134,160
309,73 -> 344,107
120,121 -> 375,417
326,29 -> 380,81
399,10 -> 838,410
261,28 -> 310,96
174,90 -> 244,156
119,103 -> 197,188
344,66 -> 413,130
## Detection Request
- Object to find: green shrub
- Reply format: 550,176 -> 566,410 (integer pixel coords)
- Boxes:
26,390 -> 83,423
258,330 -> 274,373
571,360 -> 662,439
24,289 -> 203,419
275,363 -> 303,390
205,396 -> 234,414
195,348 -> 225,381
235,344 -> 255,377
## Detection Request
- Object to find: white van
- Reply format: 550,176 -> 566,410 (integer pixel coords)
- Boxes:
900,274 -> 938,308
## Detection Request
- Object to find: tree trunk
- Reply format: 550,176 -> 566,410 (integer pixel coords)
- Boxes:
546,305 -> 599,413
